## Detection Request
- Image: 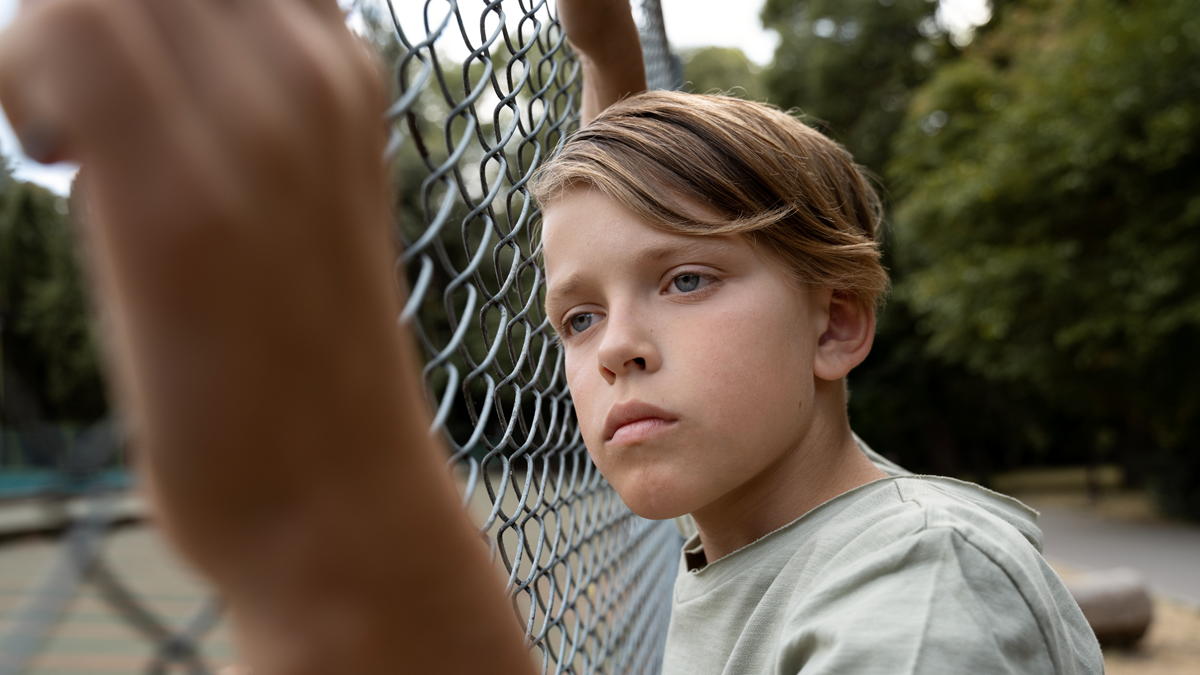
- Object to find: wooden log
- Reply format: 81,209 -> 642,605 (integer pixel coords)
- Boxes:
1065,567 -> 1154,645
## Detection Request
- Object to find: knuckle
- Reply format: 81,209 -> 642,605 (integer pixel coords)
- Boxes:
0,0 -> 118,161
38,0 -> 113,39
297,42 -> 371,135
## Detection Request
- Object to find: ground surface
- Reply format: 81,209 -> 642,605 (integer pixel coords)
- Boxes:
1027,491 -> 1200,675
1024,494 -> 1200,605
0,526 -> 239,673
1102,597 -> 1200,675
1,489 -> 1198,672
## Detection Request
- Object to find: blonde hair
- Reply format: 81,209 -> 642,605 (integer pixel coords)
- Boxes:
530,91 -> 889,308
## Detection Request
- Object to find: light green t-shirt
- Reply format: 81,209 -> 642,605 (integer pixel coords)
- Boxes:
662,443 -> 1104,674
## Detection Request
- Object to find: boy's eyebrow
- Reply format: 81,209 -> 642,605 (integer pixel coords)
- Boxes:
545,238 -> 739,311
636,239 -> 733,263
545,274 -> 587,310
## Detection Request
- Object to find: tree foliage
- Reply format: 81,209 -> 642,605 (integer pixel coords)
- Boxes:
5,0 -> 1199,517
0,169 -> 106,425
761,0 -> 1200,518
761,0 -> 954,173
760,0 -> 1022,480
887,0 -> 1200,516
680,47 -> 766,101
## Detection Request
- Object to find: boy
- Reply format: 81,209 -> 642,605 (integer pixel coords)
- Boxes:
0,0 -> 1102,673
533,92 -> 1102,673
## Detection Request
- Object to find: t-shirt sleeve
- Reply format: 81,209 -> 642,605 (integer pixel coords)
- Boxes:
774,527 -> 1059,675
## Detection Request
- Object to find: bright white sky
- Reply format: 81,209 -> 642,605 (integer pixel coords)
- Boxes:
0,0 -> 989,196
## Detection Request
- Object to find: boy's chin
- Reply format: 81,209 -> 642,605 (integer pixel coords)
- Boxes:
612,484 -> 696,521
594,456 -> 710,520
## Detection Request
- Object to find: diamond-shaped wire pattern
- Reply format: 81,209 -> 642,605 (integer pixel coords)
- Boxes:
380,0 -> 680,671
0,2 -> 682,673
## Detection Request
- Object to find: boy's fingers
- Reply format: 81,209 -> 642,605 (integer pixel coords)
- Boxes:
0,4 -> 70,162
0,0 -> 362,167
0,0 -> 188,165
247,0 -> 341,25
292,0 -> 342,23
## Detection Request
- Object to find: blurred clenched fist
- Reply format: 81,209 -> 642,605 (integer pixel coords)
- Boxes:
0,0 -> 400,518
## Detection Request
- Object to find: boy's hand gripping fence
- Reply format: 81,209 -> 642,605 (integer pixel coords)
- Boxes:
0,1 -> 683,673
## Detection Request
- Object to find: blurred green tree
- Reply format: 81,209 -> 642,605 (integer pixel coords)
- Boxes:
0,168 -> 106,425
889,0 -> 1200,517
759,0 -> 1031,481
680,47 -> 766,101
761,0 -> 955,173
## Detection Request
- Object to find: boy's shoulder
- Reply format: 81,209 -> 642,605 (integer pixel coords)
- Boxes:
675,440 -> 1046,588
664,442 -> 1103,675
824,470 -> 1046,561
854,432 -> 1044,543
824,435 -> 1048,563
782,476 -> 1100,674
674,470 -> 1045,599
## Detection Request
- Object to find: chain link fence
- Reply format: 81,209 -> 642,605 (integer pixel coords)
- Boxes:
0,1 -> 683,673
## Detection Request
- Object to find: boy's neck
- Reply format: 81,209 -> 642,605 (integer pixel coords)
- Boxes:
688,385 -> 887,565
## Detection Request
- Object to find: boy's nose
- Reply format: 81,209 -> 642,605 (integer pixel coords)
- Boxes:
596,314 -> 660,383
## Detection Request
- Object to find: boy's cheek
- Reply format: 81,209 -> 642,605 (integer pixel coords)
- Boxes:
562,351 -> 603,442
561,308 -> 816,516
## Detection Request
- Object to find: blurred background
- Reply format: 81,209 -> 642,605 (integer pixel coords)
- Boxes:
0,0 -> 1197,672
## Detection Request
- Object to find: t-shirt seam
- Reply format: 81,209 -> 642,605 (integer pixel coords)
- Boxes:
663,480 -> 1097,675
901,530 -> 942,675
919,524 -> 1060,674
676,478 -> 905,595
678,481 -> 944,603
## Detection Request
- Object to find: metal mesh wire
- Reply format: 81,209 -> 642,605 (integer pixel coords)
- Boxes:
0,1 -> 683,673
636,0 -> 682,91
380,0 -> 680,671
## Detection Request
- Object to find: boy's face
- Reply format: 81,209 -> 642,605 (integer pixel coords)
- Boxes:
542,186 -> 830,520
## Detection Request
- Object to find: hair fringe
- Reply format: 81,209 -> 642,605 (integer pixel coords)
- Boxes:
531,91 -> 890,308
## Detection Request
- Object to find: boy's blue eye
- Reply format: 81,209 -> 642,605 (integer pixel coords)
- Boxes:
674,274 -> 703,292
569,313 -> 596,334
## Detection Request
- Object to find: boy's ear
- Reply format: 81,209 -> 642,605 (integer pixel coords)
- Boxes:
812,289 -> 875,382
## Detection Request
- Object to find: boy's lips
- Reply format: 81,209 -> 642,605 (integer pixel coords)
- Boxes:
603,400 -> 679,443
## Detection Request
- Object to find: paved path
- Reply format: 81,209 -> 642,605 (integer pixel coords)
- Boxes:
0,526 -> 237,673
1033,505 -> 1200,606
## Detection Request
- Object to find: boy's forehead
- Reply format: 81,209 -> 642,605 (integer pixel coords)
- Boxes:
547,239 -> 720,286
542,187 -> 727,260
